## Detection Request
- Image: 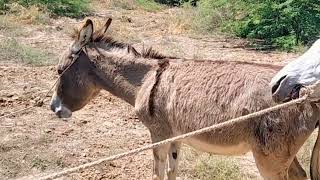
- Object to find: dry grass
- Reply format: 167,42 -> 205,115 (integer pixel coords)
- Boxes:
4,3 -> 50,25
0,38 -> 56,66
0,6 -> 57,66
195,156 -> 241,180
0,3 -> 50,39
91,0 -> 164,12
0,132 -> 66,178
0,5 -> 56,45
179,146 -> 247,180
0,15 -> 31,37
108,0 -> 137,10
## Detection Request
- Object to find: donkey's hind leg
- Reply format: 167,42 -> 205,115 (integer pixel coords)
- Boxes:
252,150 -> 291,180
288,157 -> 307,180
167,142 -> 181,180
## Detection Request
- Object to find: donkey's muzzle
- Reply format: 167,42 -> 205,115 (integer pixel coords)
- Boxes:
50,93 -> 72,118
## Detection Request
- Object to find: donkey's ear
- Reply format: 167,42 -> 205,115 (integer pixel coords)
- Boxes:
103,18 -> 112,33
79,19 -> 93,45
72,19 -> 93,53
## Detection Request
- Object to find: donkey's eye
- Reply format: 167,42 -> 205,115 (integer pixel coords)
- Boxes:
57,69 -> 63,75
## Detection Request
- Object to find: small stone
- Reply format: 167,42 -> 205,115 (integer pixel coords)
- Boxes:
44,129 -> 52,133
55,26 -> 63,31
44,127 -> 55,133
6,94 -> 14,98
80,120 -> 89,124
109,162 -> 117,167
0,98 -> 5,103
61,129 -> 74,136
34,99 -> 44,107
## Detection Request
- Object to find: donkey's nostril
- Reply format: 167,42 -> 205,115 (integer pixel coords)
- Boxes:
50,104 -> 56,112
272,75 -> 287,94
56,110 -> 63,118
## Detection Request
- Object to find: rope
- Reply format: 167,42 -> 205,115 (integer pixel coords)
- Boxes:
32,96 -> 307,180
0,53 -> 79,120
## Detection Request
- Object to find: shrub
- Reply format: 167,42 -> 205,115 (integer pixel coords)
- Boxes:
136,0 -> 164,11
235,0 -> 320,50
196,0 -> 242,32
197,0 -> 320,51
0,0 -> 9,12
155,0 -> 198,6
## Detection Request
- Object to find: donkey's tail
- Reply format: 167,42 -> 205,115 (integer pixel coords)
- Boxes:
311,123 -> 320,180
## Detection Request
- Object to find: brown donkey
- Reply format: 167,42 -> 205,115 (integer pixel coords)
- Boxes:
50,19 -> 320,180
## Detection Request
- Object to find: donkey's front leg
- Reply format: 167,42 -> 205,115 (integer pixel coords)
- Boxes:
167,142 -> 181,180
152,144 -> 170,180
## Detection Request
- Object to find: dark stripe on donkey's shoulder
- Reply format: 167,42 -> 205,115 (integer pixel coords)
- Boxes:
149,59 -> 170,116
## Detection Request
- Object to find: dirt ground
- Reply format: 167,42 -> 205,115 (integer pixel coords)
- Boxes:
0,6 -> 311,180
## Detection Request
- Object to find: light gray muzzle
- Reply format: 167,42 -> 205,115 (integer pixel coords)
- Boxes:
50,92 -> 72,118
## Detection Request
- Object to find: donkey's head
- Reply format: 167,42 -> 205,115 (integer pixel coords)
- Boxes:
50,19 -> 112,118
270,39 -> 320,103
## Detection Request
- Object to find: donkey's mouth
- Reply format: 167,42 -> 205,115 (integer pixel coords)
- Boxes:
55,105 -> 72,118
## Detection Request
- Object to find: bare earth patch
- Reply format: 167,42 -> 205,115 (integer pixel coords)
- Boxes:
0,7 -> 314,180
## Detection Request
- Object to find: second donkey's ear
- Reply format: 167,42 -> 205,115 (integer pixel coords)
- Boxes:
72,19 -> 93,53
103,18 -> 112,33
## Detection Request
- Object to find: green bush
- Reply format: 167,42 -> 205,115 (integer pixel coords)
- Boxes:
136,0 -> 164,11
1,0 -> 89,17
197,0 -> 320,51
0,0 -> 9,12
155,0 -> 198,6
196,0 -> 242,31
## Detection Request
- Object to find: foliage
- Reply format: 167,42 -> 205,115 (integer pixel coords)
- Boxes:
136,0 -> 164,11
0,0 -> 89,17
197,0 -> 320,51
104,0 -> 164,12
0,0 -> 9,12
196,0 -> 242,31
155,0 -> 198,6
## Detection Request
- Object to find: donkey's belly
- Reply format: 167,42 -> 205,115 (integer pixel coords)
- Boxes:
185,138 -> 250,155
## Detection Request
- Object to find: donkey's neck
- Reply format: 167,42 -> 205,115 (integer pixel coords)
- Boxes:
90,44 -> 158,106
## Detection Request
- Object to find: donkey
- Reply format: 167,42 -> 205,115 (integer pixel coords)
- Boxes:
50,18 -> 320,180
271,39 -> 320,180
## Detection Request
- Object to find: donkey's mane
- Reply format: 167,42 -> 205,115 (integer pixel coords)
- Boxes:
71,27 -> 167,60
